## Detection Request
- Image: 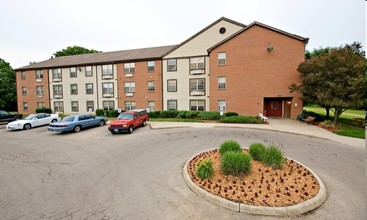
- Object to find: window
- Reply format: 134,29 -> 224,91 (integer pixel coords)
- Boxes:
148,81 -> 155,92
102,83 -> 114,97
189,78 -> 205,96
23,102 -> 28,111
85,83 -> 93,94
218,52 -> 226,65
35,70 -> 43,81
70,67 -> 77,78
190,57 -> 205,70
218,76 -> 226,89
167,59 -> 177,71
36,86 -> 44,98
53,85 -> 63,98
37,102 -> 45,109
85,66 -> 93,77
124,63 -> 135,74
124,82 -> 135,93
102,64 -> 113,79
103,101 -> 114,110
21,71 -> 26,80
190,100 -> 205,111
22,87 -> 27,96
167,79 -> 177,92
167,100 -> 177,110
147,61 -> 155,72
54,101 -> 64,112
52,68 -> 62,81
71,101 -> 79,112
148,101 -> 155,112
86,101 -> 94,112
218,100 -> 226,113
70,84 -> 78,95
124,101 -> 136,111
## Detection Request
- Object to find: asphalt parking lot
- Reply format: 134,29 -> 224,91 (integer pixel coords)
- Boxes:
0,123 -> 365,219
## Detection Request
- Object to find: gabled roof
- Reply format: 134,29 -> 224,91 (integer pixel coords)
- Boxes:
16,45 -> 177,71
162,17 -> 246,57
207,21 -> 309,53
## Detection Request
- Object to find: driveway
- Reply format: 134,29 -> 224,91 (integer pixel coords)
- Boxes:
0,124 -> 365,219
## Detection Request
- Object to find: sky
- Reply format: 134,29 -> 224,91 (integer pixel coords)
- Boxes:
0,0 -> 365,69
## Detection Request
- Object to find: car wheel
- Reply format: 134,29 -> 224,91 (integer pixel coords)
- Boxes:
128,125 -> 133,134
23,123 -> 31,130
99,120 -> 105,126
142,120 -> 147,127
74,125 -> 81,133
51,119 -> 57,123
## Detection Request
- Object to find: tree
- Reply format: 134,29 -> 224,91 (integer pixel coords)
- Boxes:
53,46 -> 101,57
0,58 -> 17,110
290,42 -> 365,126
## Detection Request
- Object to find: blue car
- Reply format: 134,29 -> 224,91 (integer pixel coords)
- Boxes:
48,114 -> 106,133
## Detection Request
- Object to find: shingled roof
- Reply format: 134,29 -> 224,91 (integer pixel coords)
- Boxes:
16,45 -> 177,71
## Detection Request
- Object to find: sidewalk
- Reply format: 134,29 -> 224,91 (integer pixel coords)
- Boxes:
148,118 -> 365,148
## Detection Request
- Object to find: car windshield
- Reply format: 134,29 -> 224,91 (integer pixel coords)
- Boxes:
24,114 -> 36,120
118,114 -> 133,120
62,115 -> 75,122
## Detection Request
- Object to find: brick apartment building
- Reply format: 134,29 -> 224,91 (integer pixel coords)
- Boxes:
15,17 -> 308,119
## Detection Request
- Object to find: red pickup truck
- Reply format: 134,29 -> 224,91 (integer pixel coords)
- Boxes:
108,109 -> 149,134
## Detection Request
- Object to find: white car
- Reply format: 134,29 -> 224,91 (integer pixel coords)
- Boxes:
6,113 -> 60,130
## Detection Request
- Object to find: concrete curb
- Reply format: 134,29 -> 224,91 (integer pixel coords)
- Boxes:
183,150 -> 327,217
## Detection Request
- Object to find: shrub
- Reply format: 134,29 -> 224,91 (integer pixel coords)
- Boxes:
249,143 -> 266,161
224,112 -> 239,117
185,111 -> 199,119
106,110 -> 119,117
261,145 -> 285,169
96,109 -> 104,116
149,111 -> 161,118
221,152 -> 251,176
35,107 -> 52,114
219,115 -> 262,124
161,110 -> 179,118
177,111 -> 189,118
196,160 -> 214,179
198,111 -> 221,120
219,140 -> 242,155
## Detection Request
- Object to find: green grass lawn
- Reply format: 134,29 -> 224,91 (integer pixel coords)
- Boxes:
303,106 -> 365,139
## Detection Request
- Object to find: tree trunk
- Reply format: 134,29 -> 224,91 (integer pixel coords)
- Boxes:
332,108 -> 344,127
325,107 -> 330,119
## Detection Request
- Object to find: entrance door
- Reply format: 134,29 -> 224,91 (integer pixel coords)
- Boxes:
265,100 -> 282,117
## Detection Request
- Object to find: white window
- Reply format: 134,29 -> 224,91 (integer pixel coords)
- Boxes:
124,63 -> 135,74
102,64 -> 113,79
218,100 -> 226,113
22,87 -> 27,96
85,66 -> 93,77
54,101 -> 64,112
103,101 -> 114,110
167,79 -> 177,92
218,76 -> 226,89
167,100 -> 177,110
21,71 -> 26,80
52,68 -> 62,81
37,102 -> 45,109
148,101 -> 155,112
190,78 -> 205,96
86,83 -> 93,94
70,84 -> 78,95
124,82 -> 135,92
167,59 -> 177,71
190,57 -> 205,70
125,101 -> 136,111
147,61 -> 155,72
23,102 -> 28,111
218,52 -> 226,65
36,86 -> 44,97
70,67 -> 77,78
35,70 -> 43,80
190,100 -> 205,111
148,81 -> 155,92
71,101 -> 79,112
102,83 -> 114,97
86,101 -> 94,112
53,85 -> 63,98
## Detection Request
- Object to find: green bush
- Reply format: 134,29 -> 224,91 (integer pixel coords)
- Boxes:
261,145 -> 285,169
149,111 -> 161,118
224,112 -> 239,117
221,152 -> 251,176
96,109 -> 104,116
161,110 -> 179,118
177,111 -> 189,118
219,115 -> 262,124
249,143 -> 266,161
219,140 -> 242,155
35,107 -> 52,114
198,111 -> 221,120
196,160 -> 214,179
105,110 -> 119,117
185,111 -> 199,119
